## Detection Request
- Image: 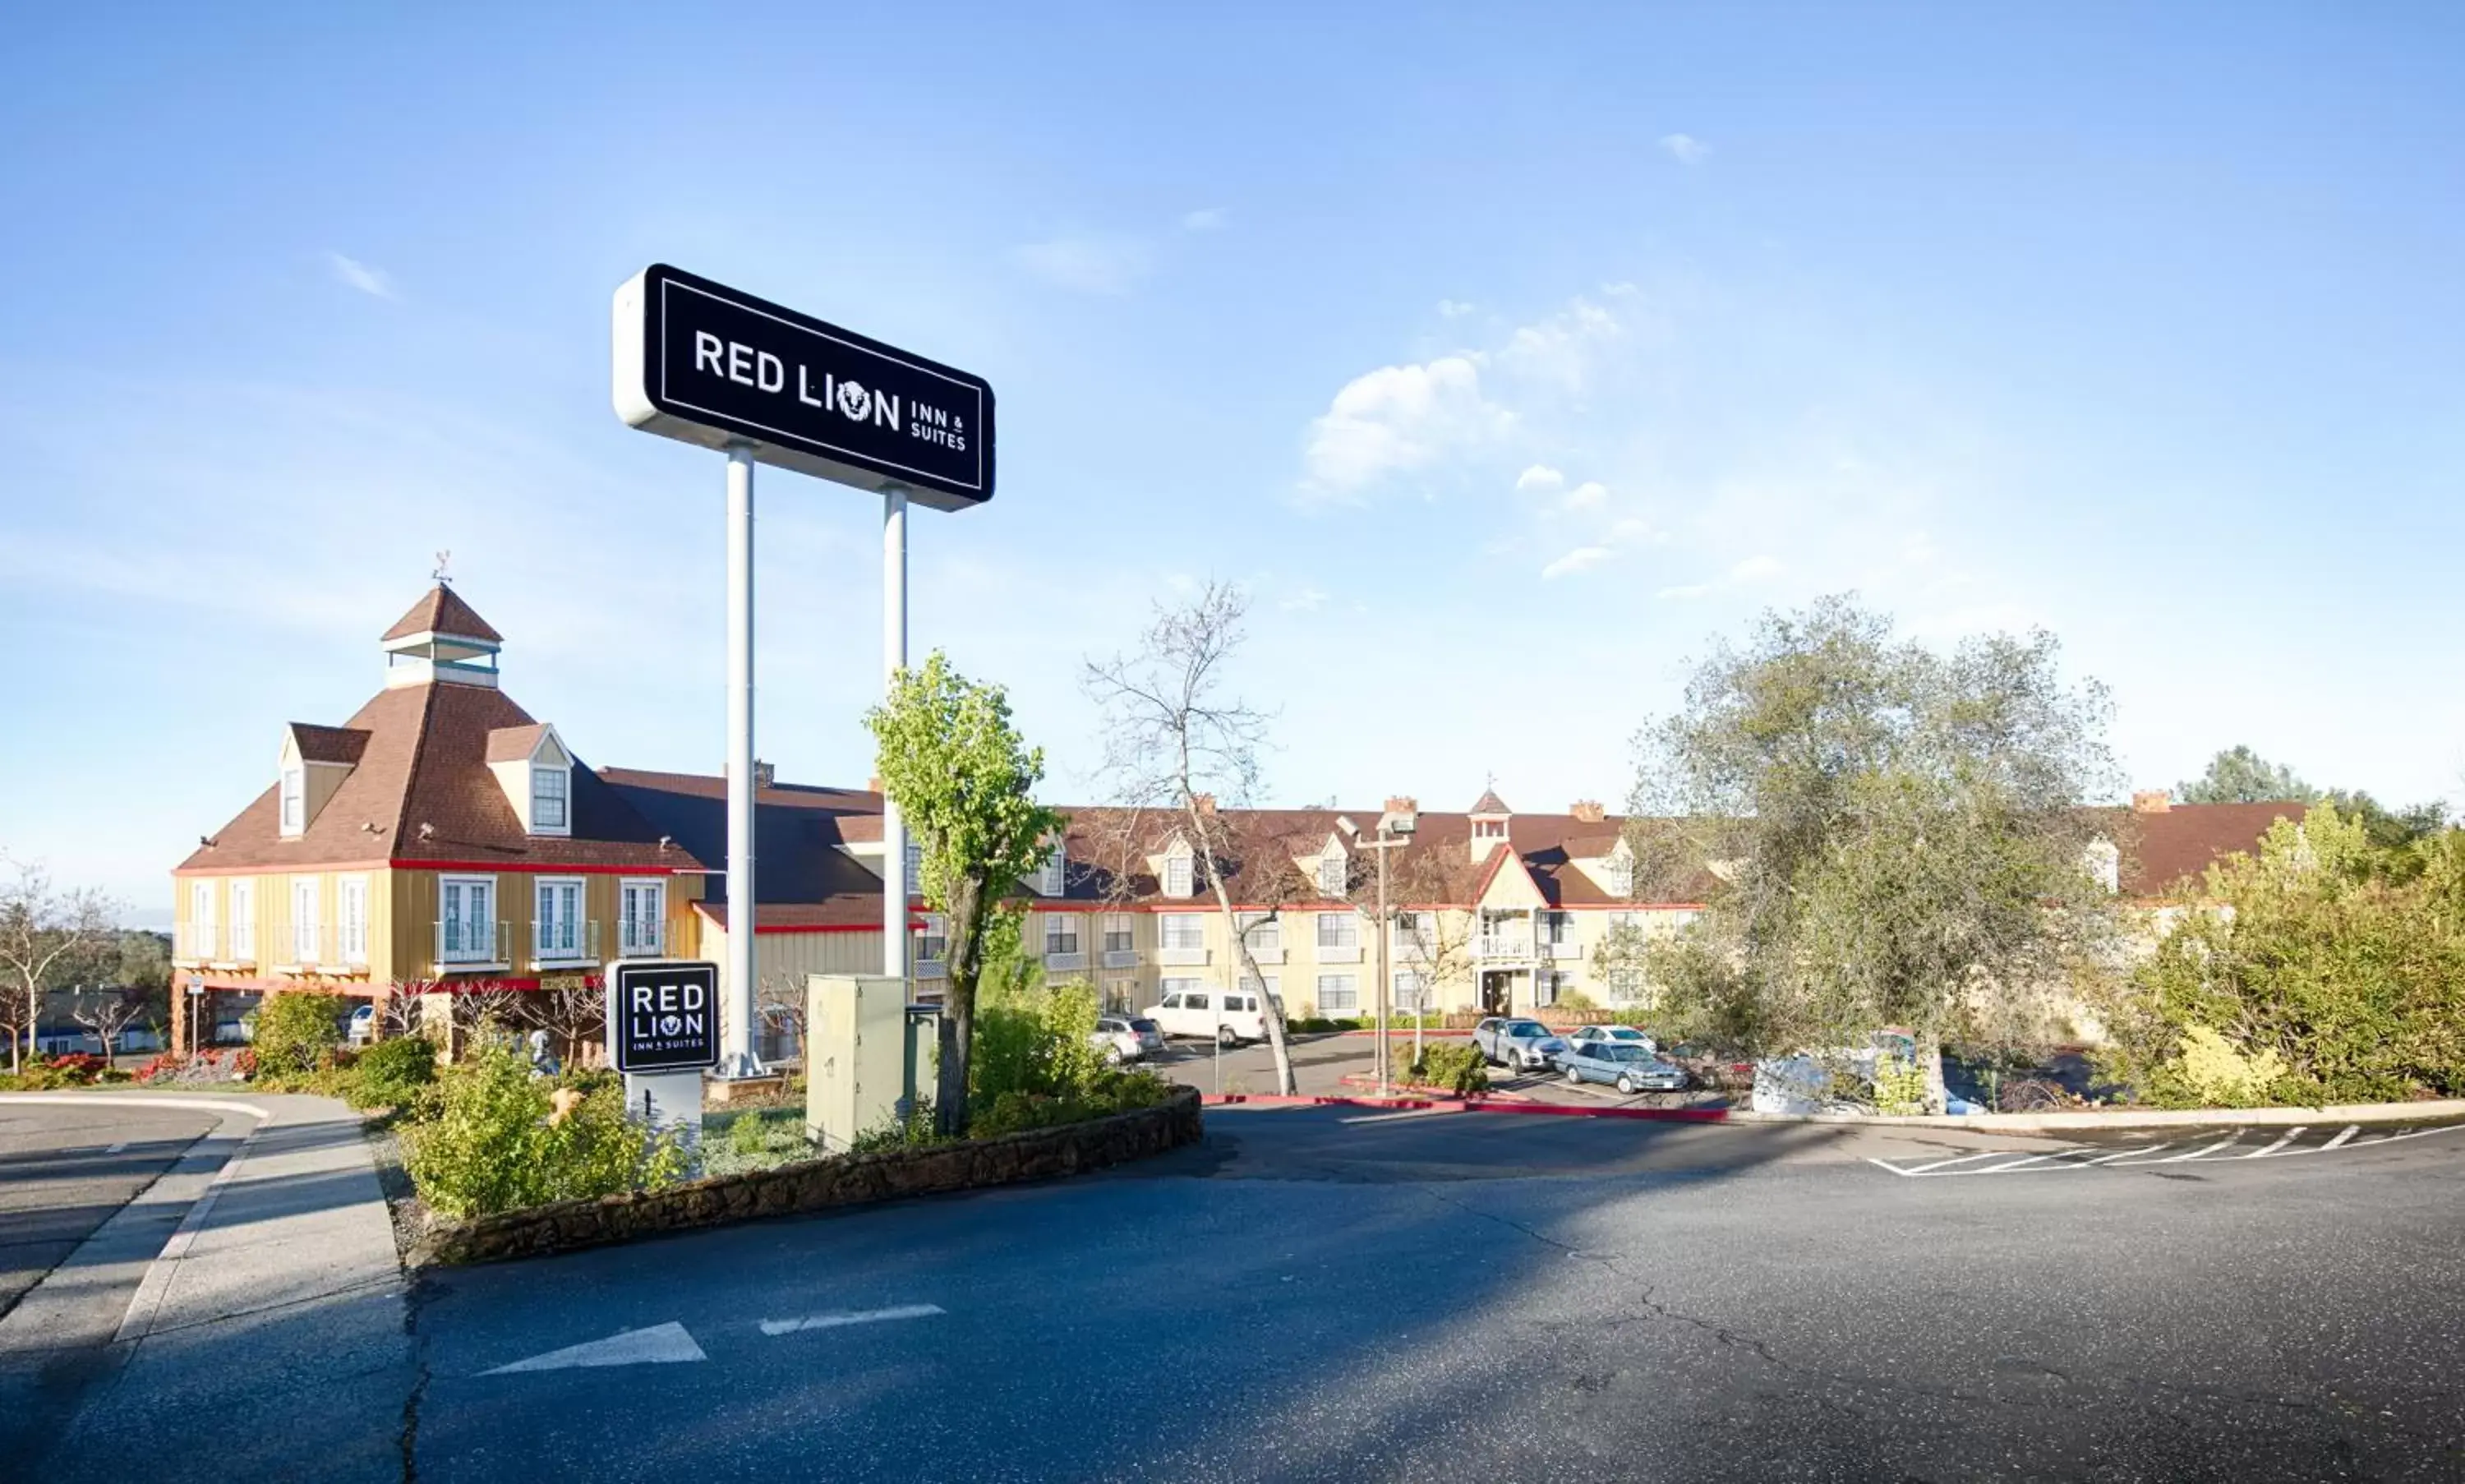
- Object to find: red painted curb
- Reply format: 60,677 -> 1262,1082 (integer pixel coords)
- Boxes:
1200,1092 -> 1732,1122
1335,1073 -> 1537,1103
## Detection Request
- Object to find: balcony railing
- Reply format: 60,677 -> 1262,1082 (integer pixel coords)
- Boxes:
533,919 -> 602,967
435,919 -> 510,970
613,923 -> 666,959
1540,938 -> 1583,961
1099,947 -> 1137,970
1044,951 -> 1089,973
1474,933 -> 1536,961
175,923 -> 219,962
1155,944 -> 1208,966
267,921 -> 366,972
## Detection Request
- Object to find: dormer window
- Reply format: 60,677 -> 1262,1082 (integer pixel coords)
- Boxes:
1037,843 -> 1066,897
1163,846 -> 1195,898
1473,818 -> 1507,841
532,765 -> 569,831
279,766 -> 306,836
1317,848 -> 1346,897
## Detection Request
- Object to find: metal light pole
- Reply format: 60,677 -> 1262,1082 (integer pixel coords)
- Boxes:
1341,817 -> 1407,1097
720,443 -> 761,1080
882,485 -> 910,984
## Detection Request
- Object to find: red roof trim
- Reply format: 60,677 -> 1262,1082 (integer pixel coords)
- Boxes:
387,858 -> 702,876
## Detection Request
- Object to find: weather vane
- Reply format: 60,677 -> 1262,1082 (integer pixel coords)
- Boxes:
432,549 -> 454,585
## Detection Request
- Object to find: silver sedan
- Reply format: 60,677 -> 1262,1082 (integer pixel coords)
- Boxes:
1559,1041 -> 1689,1095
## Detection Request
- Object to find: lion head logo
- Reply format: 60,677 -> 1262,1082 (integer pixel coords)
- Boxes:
659,1013 -> 683,1038
836,380 -> 872,422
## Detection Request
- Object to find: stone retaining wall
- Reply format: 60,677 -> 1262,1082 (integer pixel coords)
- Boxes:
409,1086 -> 1203,1266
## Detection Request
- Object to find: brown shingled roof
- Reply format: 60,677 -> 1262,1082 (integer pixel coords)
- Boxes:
484,724 -> 550,763
382,585 -> 502,644
1468,787 -> 1511,815
2115,800 -> 2307,897
288,723 -> 371,765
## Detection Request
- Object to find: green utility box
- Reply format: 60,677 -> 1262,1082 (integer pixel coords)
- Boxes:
805,975 -> 940,1152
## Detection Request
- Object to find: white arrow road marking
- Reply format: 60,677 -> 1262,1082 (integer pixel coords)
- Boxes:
481,1321 -> 707,1375
759,1303 -> 945,1337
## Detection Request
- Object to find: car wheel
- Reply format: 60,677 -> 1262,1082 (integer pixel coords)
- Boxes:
1564,1064 -> 1583,1085
1615,1075 -> 1637,1095
1105,1044 -> 1125,1066
1217,1026 -> 1237,1050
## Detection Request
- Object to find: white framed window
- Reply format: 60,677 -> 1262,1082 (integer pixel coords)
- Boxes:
1238,971 -> 1281,1003
1037,845 -> 1066,897
1102,915 -> 1135,954
1163,850 -> 1194,898
191,880 -> 217,957
1044,916 -> 1080,956
1474,818 -> 1507,841
1237,912 -> 1280,955
1393,910 -> 1435,956
228,878 -> 256,961
279,766 -> 305,836
1159,913 -> 1205,952
1317,850 -> 1345,896
1606,856 -> 1634,898
531,765 -> 569,832
903,842 -> 923,897
1536,969 -> 1565,1007
1315,911 -> 1359,952
290,877 -> 320,964
618,878 -> 665,956
1539,910 -> 1573,946
1315,972 -> 1358,1012
1607,910 -> 1643,933
917,913 -> 948,965
1394,970 -> 1427,1013
339,876 -> 369,965
439,875 -> 495,962
536,877 -> 583,959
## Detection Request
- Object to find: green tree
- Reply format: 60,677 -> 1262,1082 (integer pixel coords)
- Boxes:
2177,745 -> 2311,804
0,856 -> 117,1072
1621,596 -> 2122,1104
866,652 -> 1064,1139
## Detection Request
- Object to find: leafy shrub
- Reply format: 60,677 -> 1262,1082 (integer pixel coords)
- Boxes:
401,1044 -> 689,1219
2097,806 -> 2465,1106
702,1108 -> 815,1177
16,1053 -> 113,1088
350,1035 -> 440,1111
1867,1058 -> 1929,1116
845,1099 -> 946,1155
1405,1042 -> 1490,1096
253,993 -> 348,1076
136,1048 -> 252,1085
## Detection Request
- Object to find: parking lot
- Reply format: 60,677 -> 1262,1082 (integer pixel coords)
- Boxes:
1142,1029 -> 1728,1111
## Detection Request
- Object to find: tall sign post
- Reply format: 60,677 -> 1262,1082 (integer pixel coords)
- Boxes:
614,263 -> 995,1089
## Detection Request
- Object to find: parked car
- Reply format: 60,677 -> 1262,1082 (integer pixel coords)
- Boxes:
347,1003 -> 377,1045
1472,1016 -> 1567,1073
1560,1040 -> 1690,1094
1090,1015 -> 1166,1064
1142,988 -> 1267,1048
1563,1024 -> 1654,1054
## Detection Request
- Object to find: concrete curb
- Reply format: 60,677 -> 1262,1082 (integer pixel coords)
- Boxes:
1727,1099 -> 2465,1131
0,1092 -> 273,1122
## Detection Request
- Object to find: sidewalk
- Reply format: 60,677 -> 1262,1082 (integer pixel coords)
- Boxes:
0,1091 -> 410,1484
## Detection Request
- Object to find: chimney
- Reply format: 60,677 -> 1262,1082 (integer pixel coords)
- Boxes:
1382,795 -> 1419,833
1570,800 -> 1606,823
2132,789 -> 2172,814
1191,793 -> 1217,815
753,760 -> 776,790
1384,795 -> 1417,814
867,774 -> 882,794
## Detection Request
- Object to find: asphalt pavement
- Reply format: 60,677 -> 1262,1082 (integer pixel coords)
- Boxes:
401,1105 -> 2465,1483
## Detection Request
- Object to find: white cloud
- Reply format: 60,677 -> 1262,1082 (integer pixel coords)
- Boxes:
1658,133 -> 1710,166
325,252 -> 396,299
1012,235 -> 1152,294
1498,296 -> 1624,392
1438,299 -> 1477,319
1656,582 -> 1715,601
1730,554 -> 1783,582
1563,480 -> 1609,511
1514,463 -> 1564,494
1181,207 -> 1228,233
1301,355 -> 1510,495
1541,545 -> 1615,580
1279,586 -> 1329,612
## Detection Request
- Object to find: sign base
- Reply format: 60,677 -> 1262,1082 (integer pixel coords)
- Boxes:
624,1070 -> 705,1153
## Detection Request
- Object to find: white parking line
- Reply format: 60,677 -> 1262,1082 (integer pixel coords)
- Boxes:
1901,1150 -> 2025,1174
1340,1108 -> 1463,1125
2322,1125 -> 2361,1150
2081,1143 -> 2169,1165
759,1303 -> 945,1337
2143,1135 -> 2241,1164
1974,1151 -> 2081,1173
2246,1127 -> 2306,1158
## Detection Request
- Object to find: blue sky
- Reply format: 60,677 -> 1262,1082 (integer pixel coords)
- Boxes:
5,3 -> 2463,917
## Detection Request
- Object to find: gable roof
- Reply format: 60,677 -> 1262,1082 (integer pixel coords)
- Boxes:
484,723 -> 551,763
1467,788 -> 1511,815
382,585 -> 502,644
2114,801 -> 2308,897
178,683 -> 702,874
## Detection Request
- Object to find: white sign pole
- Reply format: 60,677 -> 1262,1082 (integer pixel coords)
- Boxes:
721,443 -> 761,1079
882,484 -> 910,985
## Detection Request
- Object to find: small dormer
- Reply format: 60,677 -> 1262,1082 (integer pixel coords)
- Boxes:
1159,836 -> 1196,898
486,723 -> 573,836
277,723 -> 371,838
381,584 -> 504,690
1315,833 -> 1349,897
1036,839 -> 1067,897
1467,786 -> 1513,863
1596,836 -> 1637,899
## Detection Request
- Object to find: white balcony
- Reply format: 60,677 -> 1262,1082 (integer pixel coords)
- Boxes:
1044,951 -> 1089,973
1099,948 -> 1138,970
533,919 -> 602,969
1541,939 -> 1583,961
1474,933 -> 1536,961
435,919 -> 510,971
175,923 -> 219,963
1155,946 -> 1208,966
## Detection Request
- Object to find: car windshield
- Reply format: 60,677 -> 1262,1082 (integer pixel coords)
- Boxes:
1594,1044 -> 1649,1062
1505,1021 -> 1548,1037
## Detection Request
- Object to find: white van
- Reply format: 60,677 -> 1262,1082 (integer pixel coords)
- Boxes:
1142,985 -> 1266,1048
